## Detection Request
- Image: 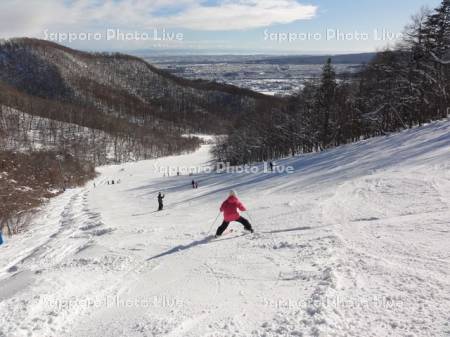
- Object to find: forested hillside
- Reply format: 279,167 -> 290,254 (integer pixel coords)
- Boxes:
0,38 -> 279,164
0,39 -> 273,132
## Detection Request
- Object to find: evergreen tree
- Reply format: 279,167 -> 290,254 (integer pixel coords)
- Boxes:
316,58 -> 337,148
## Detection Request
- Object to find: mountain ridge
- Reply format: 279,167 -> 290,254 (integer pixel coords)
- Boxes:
0,38 -> 277,136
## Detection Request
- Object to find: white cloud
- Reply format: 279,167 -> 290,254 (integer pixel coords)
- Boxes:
0,0 -> 318,38
151,0 -> 318,31
0,0 -> 71,37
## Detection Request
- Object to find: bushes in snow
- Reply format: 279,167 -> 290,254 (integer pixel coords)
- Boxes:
0,150 -> 96,234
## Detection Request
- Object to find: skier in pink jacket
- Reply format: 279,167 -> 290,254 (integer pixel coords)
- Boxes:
216,190 -> 254,237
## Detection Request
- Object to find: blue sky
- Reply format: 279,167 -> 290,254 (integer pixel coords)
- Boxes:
0,0 -> 443,54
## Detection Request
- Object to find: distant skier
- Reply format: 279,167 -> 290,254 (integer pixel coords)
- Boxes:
192,180 -> 195,189
269,161 -> 274,172
157,192 -> 165,211
0,229 -> 3,246
215,190 -> 254,237
195,181 -> 199,189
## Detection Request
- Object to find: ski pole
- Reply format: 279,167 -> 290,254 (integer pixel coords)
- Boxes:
207,212 -> 221,235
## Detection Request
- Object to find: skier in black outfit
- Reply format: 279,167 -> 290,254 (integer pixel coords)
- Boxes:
157,192 -> 165,211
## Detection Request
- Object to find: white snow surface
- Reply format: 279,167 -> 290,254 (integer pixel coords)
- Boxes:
1,120 -> 450,337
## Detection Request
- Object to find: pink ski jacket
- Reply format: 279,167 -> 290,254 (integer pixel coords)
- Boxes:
220,196 -> 247,222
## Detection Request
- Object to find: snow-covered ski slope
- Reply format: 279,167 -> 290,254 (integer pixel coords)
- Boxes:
1,119 -> 450,337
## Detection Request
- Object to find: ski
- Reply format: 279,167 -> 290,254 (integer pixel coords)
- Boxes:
210,229 -> 234,240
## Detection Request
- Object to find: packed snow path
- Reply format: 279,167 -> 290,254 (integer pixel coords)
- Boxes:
1,120 -> 450,337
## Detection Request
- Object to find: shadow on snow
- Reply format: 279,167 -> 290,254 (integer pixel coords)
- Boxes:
146,234 -> 246,261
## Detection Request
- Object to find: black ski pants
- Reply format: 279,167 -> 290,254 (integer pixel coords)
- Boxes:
216,216 -> 252,236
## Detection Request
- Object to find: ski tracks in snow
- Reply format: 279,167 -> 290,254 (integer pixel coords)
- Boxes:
320,168 -> 450,336
0,185 -> 138,337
